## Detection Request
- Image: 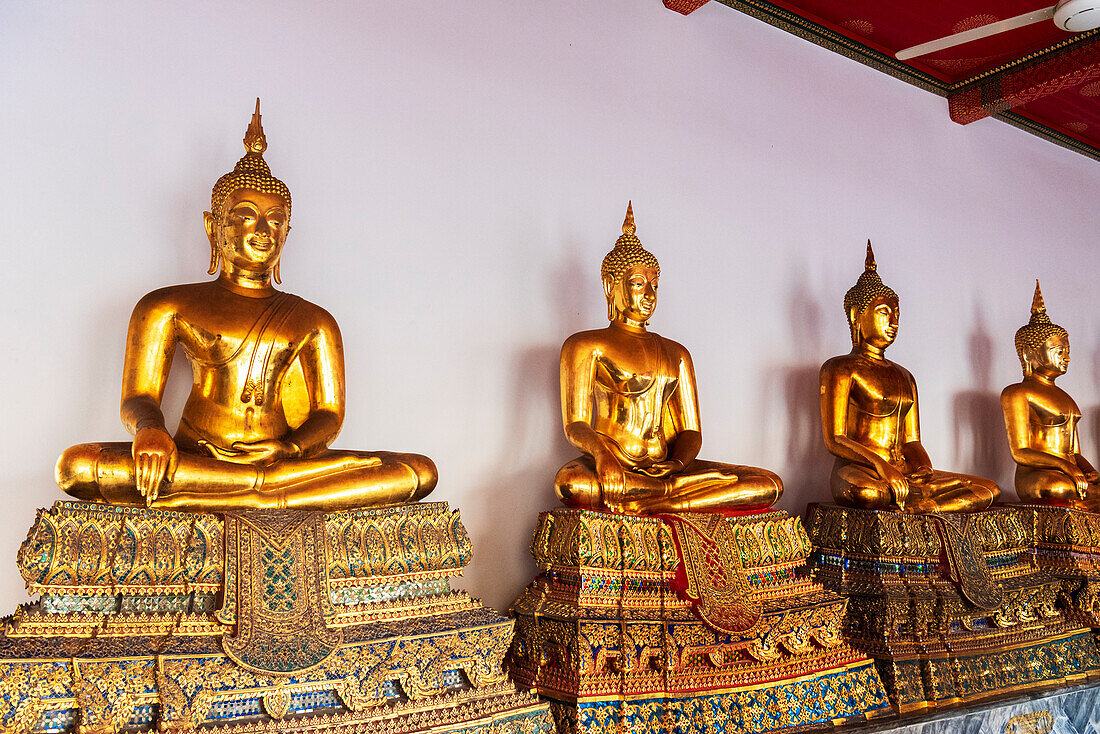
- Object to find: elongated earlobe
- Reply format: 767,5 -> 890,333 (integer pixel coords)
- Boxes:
273,261 -> 281,285
204,210 -> 220,275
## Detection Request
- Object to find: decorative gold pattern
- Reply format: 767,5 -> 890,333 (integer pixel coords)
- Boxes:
510,509 -> 889,732
660,512 -> 793,635
1019,504 -> 1100,628
18,501 -> 470,609
221,509 -> 343,673
0,501 -> 551,733
808,503 -> 1100,711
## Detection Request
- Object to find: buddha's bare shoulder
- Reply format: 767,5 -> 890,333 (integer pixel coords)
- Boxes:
1001,381 -> 1028,403
130,282 -> 217,319
285,294 -> 340,333
820,353 -> 859,379
561,328 -> 614,354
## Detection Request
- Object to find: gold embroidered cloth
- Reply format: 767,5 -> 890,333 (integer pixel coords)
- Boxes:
218,508 -> 343,673
935,513 -> 1004,610
658,512 -> 764,636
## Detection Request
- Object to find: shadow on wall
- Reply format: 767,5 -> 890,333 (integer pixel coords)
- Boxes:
1088,334 -> 1100,470
951,303 -> 1014,498
464,245 -> 587,613
770,266 -> 833,514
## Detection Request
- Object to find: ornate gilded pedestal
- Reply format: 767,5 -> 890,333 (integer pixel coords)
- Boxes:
1,500 -> 552,734
807,503 -> 1100,713
1018,504 -> 1100,629
509,508 -> 890,734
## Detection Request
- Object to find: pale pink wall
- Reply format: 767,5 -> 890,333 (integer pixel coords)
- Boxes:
1,1 -> 1099,611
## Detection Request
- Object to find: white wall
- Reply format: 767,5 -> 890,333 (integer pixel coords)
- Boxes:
1,1 -> 1099,612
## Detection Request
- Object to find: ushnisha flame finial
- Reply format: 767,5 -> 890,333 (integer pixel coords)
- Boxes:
243,98 -> 267,155
865,239 -> 876,271
623,200 -> 636,236
1015,279 -> 1067,368
1031,279 -> 1047,319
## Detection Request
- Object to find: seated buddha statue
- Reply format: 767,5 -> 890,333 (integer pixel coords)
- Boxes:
1002,281 -> 1100,508
554,203 -> 783,514
819,242 -> 998,513
55,101 -> 436,511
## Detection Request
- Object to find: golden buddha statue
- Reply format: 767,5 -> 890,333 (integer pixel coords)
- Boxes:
819,242 -> 999,513
553,203 -> 783,514
55,101 -> 436,511
1002,281 -> 1099,508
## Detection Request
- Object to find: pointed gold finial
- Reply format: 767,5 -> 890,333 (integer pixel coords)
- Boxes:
1031,279 -> 1046,316
623,201 -> 636,236
243,98 -> 267,155
865,239 -> 877,272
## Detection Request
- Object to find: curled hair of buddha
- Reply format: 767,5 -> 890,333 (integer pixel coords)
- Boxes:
208,99 -> 292,282
601,202 -> 661,321
843,240 -> 898,345
1015,280 -> 1067,371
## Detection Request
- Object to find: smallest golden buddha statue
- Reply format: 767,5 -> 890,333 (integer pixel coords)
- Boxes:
1002,281 -> 1100,508
554,203 -> 783,514
819,242 -> 999,513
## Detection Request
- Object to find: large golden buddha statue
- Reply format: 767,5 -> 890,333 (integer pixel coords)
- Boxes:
553,203 -> 782,514
819,242 -> 998,513
55,101 -> 436,511
1002,281 -> 1100,508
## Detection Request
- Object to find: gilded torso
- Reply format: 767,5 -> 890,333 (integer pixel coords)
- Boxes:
139,282 -> 334,455
843,356 -> 914,467
1026,384 -> 1081,459
589,332 -> 681,466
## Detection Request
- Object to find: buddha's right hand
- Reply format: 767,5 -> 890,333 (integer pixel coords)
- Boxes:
1065,464 -> 1090,499
593,450 -> 627,509
132,426 -> 178,504
873,460 -> 909,510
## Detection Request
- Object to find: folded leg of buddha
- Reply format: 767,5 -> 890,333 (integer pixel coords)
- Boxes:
57,442 -> 436,511
831,462 -> 998,513
1014,466 -> 1100,508
556,456 -> 782,513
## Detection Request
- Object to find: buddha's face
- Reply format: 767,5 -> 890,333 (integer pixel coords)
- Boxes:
607,264 -> 659,325
854,296 -> 899,350
1028,333 -> 1070,377
204,188 -> 289,274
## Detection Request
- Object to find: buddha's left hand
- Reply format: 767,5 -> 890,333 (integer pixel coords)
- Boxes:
908,465 -> 934,481
228,439 -> 301,466
634,460 -> 684,478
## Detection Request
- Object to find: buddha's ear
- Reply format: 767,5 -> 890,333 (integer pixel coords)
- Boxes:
603,278 -> 616,322
203,211 -> 219,275
1021,351 -> 1034,377
847,307 -> 860,345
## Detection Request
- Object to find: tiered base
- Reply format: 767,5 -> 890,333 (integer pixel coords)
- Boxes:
509,508 -> 890,734
1019,503 -> 1100,628
807,503 -> 1100,713
0,501 -> 552,734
